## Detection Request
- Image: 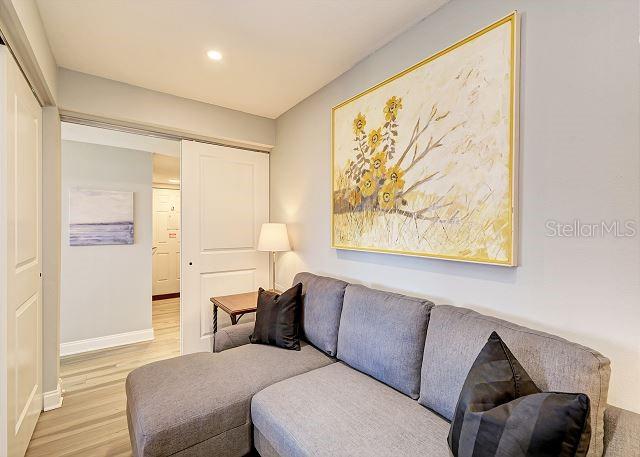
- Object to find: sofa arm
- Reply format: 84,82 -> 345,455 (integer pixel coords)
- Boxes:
603,405 -> 640,457
214,321 -> 254,352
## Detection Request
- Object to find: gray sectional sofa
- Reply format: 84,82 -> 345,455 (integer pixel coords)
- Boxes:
126,272 -> 640,457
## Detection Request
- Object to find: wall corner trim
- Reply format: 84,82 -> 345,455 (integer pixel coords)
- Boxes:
0,0 -> 57,105
43,381 -> 63,412
60,328 -> 155,357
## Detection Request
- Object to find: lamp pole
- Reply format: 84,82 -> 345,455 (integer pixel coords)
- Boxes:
271,250 -> 276,291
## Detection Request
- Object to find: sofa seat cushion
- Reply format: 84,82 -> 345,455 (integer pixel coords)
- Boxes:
126,343 -> 334,457
420,305 -> 611,457
603,406 -> 640,457
251,362 -> 451,457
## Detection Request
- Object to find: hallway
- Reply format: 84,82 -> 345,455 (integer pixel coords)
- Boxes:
26,298 -> 180,456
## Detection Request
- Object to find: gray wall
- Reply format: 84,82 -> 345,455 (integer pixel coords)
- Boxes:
60,141 -> 153,345
271,0 -> 640,412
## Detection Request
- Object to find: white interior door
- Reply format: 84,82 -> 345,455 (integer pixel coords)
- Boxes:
181,141 -> 269,354
152,188 -> 181,296
0,46 -> 43,457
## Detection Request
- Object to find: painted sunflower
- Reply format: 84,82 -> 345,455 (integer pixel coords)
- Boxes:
367,128 -> 382,151
378,183 -> 397,210
358,171 -> 377,197
370,152 -> 387,178
384,96 -> 403,121
385,164 -> 405,189
352,113 -> 367,135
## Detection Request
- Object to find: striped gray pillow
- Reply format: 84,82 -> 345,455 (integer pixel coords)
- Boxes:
448,331 -> 591,457
250,284 -> 302,350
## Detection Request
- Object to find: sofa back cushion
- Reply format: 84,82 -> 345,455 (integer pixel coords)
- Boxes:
293,272 -> 348,356
337,284 -> 433,399
419,305 -> 611,457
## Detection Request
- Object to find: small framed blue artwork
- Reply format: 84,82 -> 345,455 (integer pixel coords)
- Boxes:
69,189 -> 134,246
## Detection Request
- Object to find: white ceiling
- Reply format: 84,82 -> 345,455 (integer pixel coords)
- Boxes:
36,0 -> 447,118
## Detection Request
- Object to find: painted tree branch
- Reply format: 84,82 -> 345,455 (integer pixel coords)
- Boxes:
404,121 -> 464,174
395,107 -> 434,168
415,198 -> 452,216
399,172 -> 439,198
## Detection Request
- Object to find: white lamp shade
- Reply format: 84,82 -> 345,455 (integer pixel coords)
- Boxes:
257,223 -> 291,252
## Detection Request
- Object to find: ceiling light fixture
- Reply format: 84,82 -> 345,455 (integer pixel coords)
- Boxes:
207,50 -> 222,61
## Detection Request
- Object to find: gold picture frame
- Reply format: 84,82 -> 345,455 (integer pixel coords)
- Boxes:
331,12 -> 519,266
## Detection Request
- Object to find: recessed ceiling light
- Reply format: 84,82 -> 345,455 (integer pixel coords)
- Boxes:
207,50 -> 222,61
168,178 -> 180,184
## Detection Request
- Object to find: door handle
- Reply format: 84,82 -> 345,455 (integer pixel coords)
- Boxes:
152,246 -> 158,254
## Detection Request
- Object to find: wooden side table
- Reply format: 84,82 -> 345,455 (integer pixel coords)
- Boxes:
209,292 -> 259,348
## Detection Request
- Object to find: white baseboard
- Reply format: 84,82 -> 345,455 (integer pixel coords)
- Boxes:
60,328 -> 155,357
43,381 -> 63,411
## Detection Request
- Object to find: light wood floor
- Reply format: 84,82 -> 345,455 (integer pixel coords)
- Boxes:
26,298 -> 180,457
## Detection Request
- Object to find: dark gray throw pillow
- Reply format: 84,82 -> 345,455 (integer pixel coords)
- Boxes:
448,331 -> 591,457
250,284 -> 302,350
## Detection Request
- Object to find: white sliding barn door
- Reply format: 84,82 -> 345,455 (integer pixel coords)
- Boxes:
0,46 -> 43,457
181,141 -> 269,354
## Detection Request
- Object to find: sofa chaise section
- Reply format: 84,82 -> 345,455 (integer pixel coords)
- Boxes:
126,272 -> 347,457
126,343 -> 334,456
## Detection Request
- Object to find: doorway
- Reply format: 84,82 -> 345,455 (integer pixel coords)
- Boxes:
58,123 -> 181,357
152,154 -> 181,300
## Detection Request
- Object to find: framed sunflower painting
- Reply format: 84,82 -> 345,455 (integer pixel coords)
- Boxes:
331,13 -> 519,266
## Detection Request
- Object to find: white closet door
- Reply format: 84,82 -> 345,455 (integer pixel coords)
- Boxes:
181,141 -> 269,354
0,45 -> 43,457
152,188 -> 181,296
